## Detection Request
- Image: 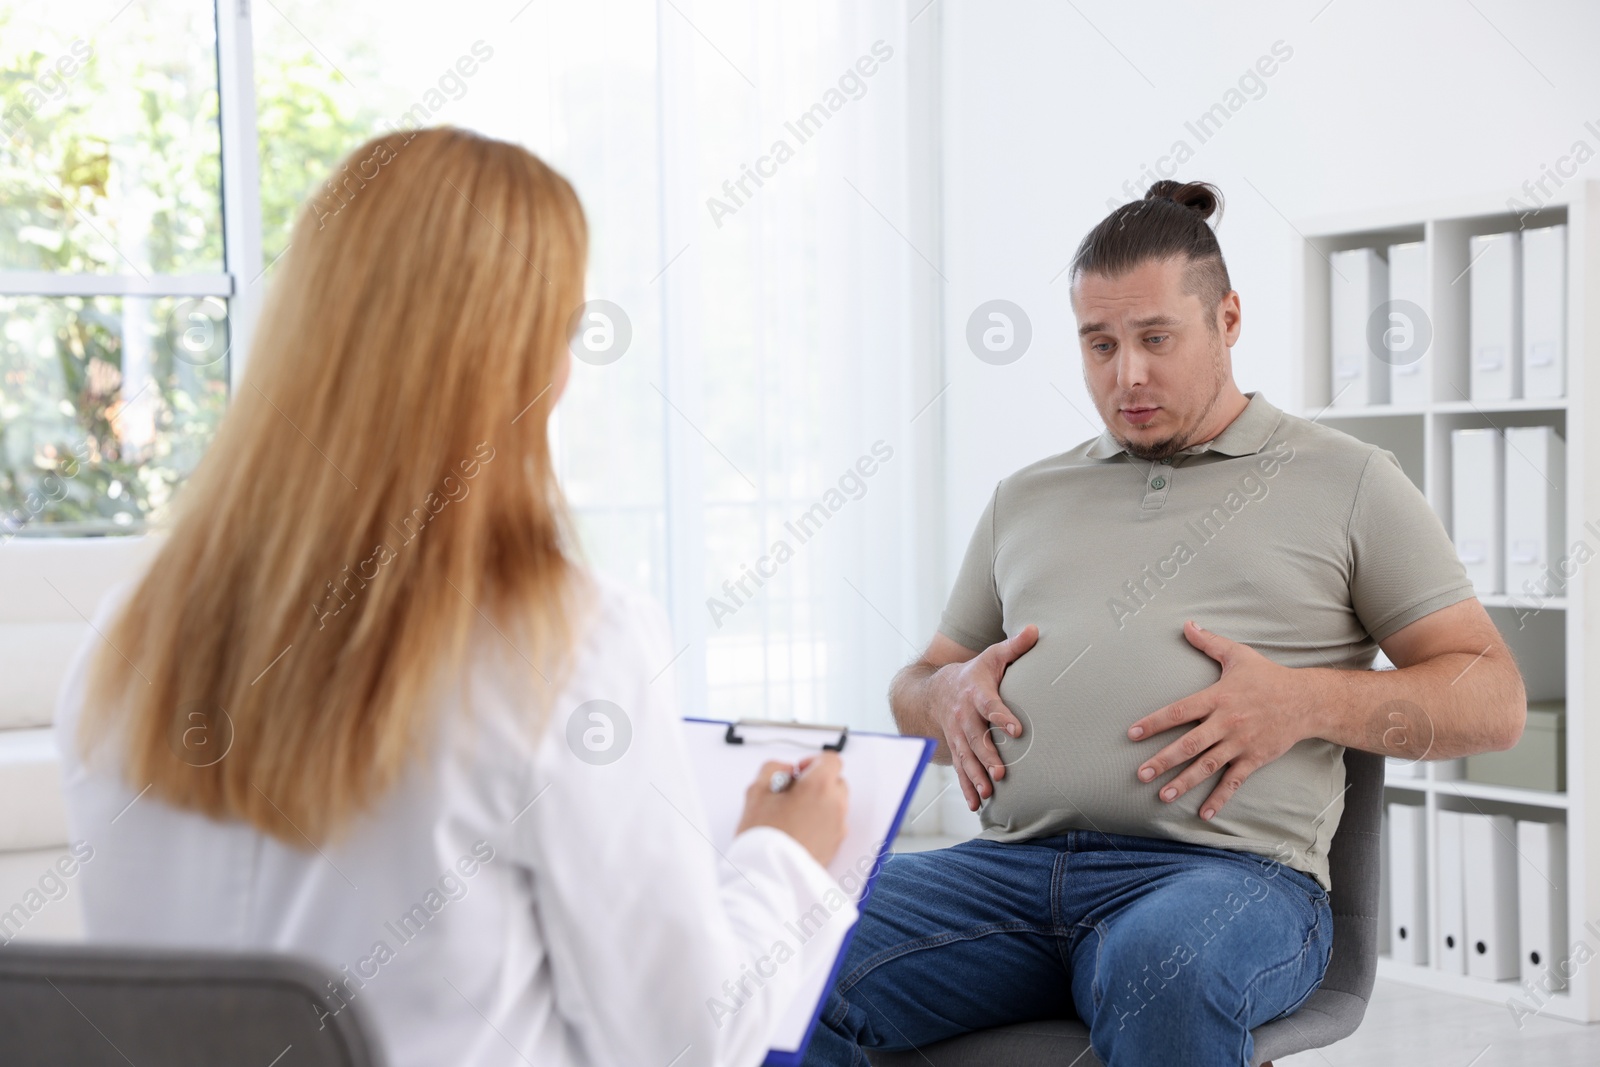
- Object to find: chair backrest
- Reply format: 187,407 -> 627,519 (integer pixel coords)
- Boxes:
1319,747 -> 1384,1002
1245,746 -> 1386,1064
0,943 -> 384,1067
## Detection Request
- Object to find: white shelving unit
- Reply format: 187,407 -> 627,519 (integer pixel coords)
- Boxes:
1292,182 -> 1599,1022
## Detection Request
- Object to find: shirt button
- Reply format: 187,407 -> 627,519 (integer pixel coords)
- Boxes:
1150,476 -> 1166,490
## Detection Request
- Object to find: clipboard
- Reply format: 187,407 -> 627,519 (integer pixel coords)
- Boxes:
682,717 -> 936,1067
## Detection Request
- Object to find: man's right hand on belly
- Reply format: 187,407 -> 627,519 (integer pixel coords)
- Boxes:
929,625 -> 1039,810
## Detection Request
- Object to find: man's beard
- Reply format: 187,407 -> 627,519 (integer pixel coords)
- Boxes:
1123,432 -> 1190,463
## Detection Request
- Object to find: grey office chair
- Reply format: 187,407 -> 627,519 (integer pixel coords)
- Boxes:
870,748 -> 1384,1067
0,943 -> 384,1067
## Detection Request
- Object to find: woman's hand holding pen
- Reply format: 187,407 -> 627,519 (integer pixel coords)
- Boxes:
736,751 -> 849,868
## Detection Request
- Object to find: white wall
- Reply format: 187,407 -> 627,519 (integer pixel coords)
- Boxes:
937,0 -> 1600,580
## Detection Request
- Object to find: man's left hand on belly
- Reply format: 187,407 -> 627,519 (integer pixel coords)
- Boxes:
1125,619 -> 1330,822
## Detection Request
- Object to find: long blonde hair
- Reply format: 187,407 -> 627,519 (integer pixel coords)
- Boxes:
82,127 -> 589,844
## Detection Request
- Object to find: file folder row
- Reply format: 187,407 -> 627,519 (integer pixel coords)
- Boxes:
1450,425 -> 1565,596
1386,806 -> 1567,989
1328,226 -> 1566,406
1470,227 -> 1567,402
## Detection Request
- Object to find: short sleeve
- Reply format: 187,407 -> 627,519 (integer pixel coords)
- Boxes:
1347,449 -> 1478,643
938,484 -> 1006,652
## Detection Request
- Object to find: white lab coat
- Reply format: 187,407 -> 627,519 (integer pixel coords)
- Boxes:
56,574 -> 854,1067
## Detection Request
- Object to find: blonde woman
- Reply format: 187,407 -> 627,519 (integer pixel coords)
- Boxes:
55,127 -> 852,1067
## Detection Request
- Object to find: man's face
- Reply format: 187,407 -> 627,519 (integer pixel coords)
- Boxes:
1073,256 -> 1241,462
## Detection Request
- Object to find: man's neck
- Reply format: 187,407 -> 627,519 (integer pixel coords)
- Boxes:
1188,387 -> 1251,449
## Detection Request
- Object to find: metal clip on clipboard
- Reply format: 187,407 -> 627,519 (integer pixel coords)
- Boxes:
722,718 -> 849,753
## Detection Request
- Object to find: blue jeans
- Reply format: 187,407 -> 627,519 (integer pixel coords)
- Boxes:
803,830 -> 1333,1067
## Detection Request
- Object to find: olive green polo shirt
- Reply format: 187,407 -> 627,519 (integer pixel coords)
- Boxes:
939,391 -> 1476,889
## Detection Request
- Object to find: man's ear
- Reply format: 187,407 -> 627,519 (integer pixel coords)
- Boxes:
1220,290 -> 1242,346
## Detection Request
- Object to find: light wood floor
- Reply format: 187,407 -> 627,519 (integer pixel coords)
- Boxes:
1280,978 -> 1600,1066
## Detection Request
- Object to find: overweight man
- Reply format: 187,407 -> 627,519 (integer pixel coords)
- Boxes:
802,181 -> 1527,1067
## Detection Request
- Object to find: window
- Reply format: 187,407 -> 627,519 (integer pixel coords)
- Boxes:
4,0 -> 935,730
0,0 -> 231,535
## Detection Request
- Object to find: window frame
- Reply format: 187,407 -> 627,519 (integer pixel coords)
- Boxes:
0,0 -> 264,425
215,0 -> 265,394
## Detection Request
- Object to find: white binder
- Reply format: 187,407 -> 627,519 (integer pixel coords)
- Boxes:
1386,803 -> 1428,964
1521,224 -> 1567,399
1437,809 -> 1467,974
1462,812 -> 1520,980
1469,231 -> 1522,401
1517,820 -> 1568,991
1452,428 -> 1505,594
1330,247 -> 1390,407
1387,240 -> 1431,405
1503,426 -> 1565,598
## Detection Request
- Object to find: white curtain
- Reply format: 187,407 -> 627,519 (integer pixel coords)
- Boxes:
437,0 -> 936,728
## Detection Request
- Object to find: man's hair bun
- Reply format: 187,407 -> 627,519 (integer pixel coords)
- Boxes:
1143,180 -> 1223,224
1070,178 -> 1232,315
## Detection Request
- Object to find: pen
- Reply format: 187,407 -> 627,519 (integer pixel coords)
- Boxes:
770,752 -> 825,792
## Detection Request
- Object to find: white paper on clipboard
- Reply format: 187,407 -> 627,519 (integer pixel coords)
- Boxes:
681,717 -> 934,1061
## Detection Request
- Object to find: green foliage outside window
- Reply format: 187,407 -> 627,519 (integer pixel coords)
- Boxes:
0,2 -> 378,536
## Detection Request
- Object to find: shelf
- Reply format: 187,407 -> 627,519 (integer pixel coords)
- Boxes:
1434,778 -> 1569,810
1317,404 -> 1428,418
1297,182 -> 1594,1021
1433,398 -> 1568,414
1306,399 -> 1567,419
1381,773 -> 1568,808
1479,594 -> 1566,610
